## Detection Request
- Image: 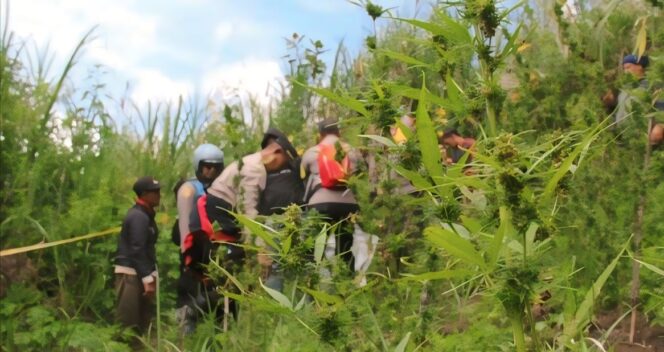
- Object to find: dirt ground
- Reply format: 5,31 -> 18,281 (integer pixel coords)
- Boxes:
592,309 -> 664,352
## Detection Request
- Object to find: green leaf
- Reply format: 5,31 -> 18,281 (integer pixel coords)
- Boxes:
487,207 -> 512,269
377,49 -> 430,67
282,234 -> 292,255
232,212 -> 280,250
499,23 -> 523,59
633,258 -> 664,277
359,134 -> 397,147
560,238 -> 630,346
542,126 -> 602,203
445,73 -> 463,105
211,220 -> 222,233
425,226 -> 486,270
460,215 -> 483,234
294,293 -> 308,311
390,84 -> 462,112
371,79 -> 385,99
299,287 -> 343,305
394,166 -> 433,190
415,77 -> 445,186
208,260 -> 246,294
296,81 -> 369,117
400,269 -> 473,282
314,226 -> 328,264
634,17 -> 647,59
259,278 -> 293,310
525,222 -> 539,257
395,332 -> 411,352
399,14 -> 471,45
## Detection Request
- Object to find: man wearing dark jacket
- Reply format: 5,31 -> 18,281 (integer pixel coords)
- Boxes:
114,176 -> 161,334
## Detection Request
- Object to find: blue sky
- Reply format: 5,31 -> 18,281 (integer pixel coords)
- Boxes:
8,0 -> 426,106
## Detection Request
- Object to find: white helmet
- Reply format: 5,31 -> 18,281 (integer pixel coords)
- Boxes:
192,144 -> 224,172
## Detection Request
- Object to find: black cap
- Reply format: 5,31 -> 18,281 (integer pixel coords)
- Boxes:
318,118 -> 340,135
133,176 -> 161,196
261,128 -> 299,162
623,54 -> 649,68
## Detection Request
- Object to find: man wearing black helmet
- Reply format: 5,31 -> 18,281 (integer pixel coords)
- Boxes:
187,128 -> 298,314
206,128 -> 299,239
114,176 -> 161,336
174,144 -> 224,334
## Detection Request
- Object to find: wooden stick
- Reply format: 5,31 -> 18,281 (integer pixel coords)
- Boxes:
629,117 -> 653,343
224,297 -> 230,333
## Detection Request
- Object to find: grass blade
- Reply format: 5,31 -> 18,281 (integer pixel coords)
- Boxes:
425,226 -> 486,270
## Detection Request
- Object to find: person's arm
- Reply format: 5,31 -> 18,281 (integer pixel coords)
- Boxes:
301,147 -> 317,202
126,212 -> 156,283
346,143 -> 364,175
239,159 -> 265,220
176,183 -> 195,251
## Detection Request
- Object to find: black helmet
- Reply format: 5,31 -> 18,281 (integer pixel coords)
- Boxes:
261,128 -> 299,163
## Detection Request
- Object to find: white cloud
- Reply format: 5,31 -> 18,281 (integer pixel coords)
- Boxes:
9,0 -> 188,104
131,68 -> 194,103
202,58 -> 284,105
212,18 -> 270,44
10,0 -> 158,73
214,22 -> 235,42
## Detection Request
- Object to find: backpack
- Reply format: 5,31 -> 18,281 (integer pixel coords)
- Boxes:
258,167 -> 305,216
317,143 -> 351,189
182,193 -> 238,268
171,180 -> 206,246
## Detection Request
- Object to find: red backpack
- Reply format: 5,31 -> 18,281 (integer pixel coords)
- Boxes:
317,143 -> 351,188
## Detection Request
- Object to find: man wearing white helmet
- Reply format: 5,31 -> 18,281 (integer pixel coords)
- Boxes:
174,143 -> 224,334
175,144 -> 224,248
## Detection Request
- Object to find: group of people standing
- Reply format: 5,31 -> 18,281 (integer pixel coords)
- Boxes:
112,118 -> 377,338
112,53 -> 664,341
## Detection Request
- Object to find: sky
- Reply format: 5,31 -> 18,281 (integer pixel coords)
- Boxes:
6,0 -> 426,107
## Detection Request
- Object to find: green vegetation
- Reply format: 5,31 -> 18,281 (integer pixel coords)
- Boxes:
1,1 -> 663,351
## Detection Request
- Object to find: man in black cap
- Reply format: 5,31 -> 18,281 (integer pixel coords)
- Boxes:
114,176 -> 161,335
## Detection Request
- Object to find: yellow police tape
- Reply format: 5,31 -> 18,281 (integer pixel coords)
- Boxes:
0,227 -> 121,257
0,214 -> 171,257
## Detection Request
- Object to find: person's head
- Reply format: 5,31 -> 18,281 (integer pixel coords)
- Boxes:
193,144 -> 224,184
440,128 -> 462,147
622,54 -> 648,78
317,118 -> 340,139
260,128 -> 298,172
133,176 -> 161,208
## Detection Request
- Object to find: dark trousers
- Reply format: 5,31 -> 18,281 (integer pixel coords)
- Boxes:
308,202 -> 360,270
178,193 -> 243,313
115,274 -> 154,334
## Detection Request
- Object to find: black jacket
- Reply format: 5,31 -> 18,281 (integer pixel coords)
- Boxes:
115,204 -> 159,279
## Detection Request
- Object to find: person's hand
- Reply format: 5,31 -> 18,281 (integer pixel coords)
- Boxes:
601,90 -> 616,107
143,280 -> 156,298
257,252 -> 273,268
